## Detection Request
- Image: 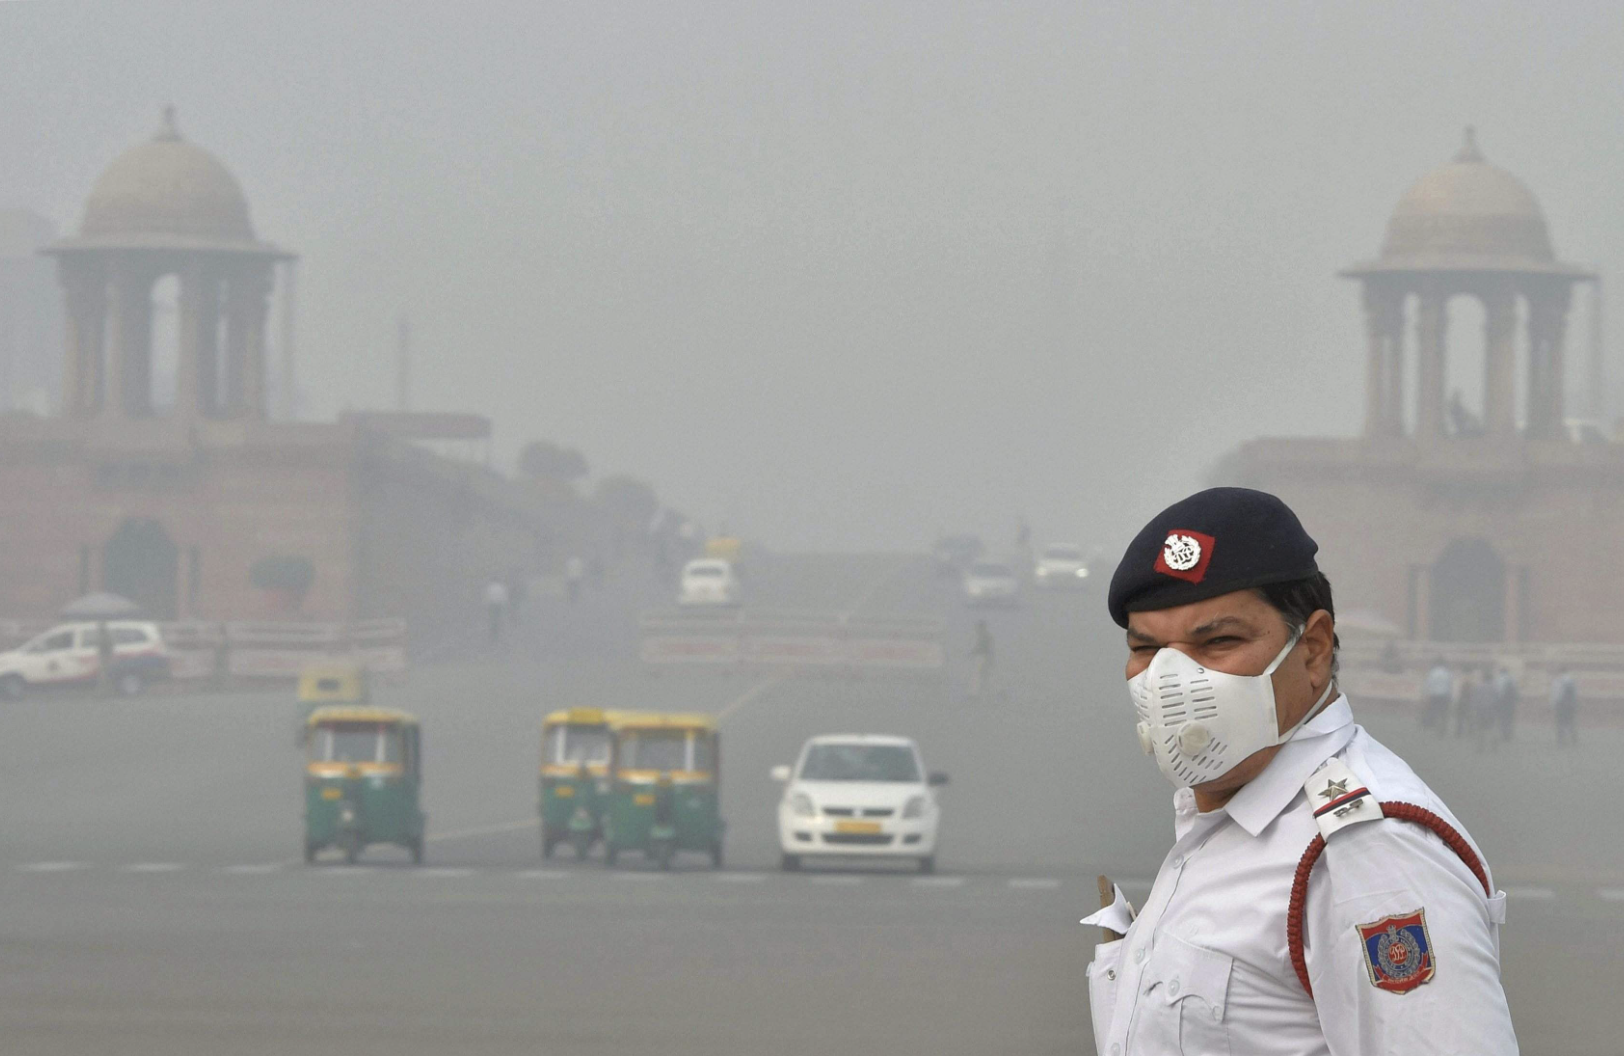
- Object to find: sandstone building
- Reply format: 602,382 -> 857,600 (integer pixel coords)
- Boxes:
0,112 -> 543,641
1230,129 -> 1614,644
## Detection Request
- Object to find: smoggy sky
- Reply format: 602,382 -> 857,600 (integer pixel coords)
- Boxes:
3,1 -> 1621,552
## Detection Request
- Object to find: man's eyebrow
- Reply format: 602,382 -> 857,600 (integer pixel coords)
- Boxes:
1126,627 -> 1160,644
1188,615 -> 1253,637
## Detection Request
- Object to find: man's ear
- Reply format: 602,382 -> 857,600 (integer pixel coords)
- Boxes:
1301,609 -> 1336,689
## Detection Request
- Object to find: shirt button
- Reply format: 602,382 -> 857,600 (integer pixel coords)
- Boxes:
1133,947 -> 1146,964
1211,1005 -> 1222,1021
1168,977 -> 1180,997
1105,968 -> 1116,981
1171,854 -> 1184,868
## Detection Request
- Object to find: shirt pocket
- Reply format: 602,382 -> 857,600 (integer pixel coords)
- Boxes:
1144,931 -> 1233,1056
1086,939 -> 1125,1056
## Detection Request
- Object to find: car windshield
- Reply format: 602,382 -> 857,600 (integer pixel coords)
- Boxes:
686,564 -> 725,578
1042,546 -> 1082,560
621,730 -> 689,771
544,725 -> 611,765
799,743 -> 920,782
310,722 -> 402,764
969,562 -> 1011,577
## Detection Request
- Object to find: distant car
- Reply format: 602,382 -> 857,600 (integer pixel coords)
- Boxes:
0,620 -> 172,699
962,560 -> 1020,607
1033,543 -> 1090,589
678,559 -> 742,607
932,534 -> 985,577
773,734 -> 947,873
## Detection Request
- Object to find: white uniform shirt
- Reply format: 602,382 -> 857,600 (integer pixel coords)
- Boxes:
1084,695 -> 1515,1056
1424,664 -> 1453,698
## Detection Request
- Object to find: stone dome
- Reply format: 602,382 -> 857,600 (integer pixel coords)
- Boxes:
1379,127 -> 1553,263
79,108 -> 255,243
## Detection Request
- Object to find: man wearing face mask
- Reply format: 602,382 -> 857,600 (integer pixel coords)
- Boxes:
1081,487 -> 1515,1056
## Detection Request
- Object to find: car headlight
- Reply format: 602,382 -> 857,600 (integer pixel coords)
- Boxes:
1075,568 -> 1089,578
902,795 -> 926,819
790,792 -> 816,817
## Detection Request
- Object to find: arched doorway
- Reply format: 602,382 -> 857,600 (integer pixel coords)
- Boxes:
1430,538 -> 1504,642
103,518 -> 179,619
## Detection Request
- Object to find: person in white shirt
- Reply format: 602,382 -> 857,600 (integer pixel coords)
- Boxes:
1083,487 -> 1515,1056
483,579 -> 509,645
1422,658 -> 1453,732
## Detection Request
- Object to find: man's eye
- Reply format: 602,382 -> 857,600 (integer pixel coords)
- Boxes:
1206,636 -> 1241,646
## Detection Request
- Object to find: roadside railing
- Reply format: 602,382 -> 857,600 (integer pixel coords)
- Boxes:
639,609 -> 945,676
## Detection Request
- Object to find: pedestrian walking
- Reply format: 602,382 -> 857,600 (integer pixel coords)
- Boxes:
1551,665 -> 1579,747
1468,668 -> 1498,753
1494,665 -> 1518,742
1421,657 -> 1453,732
483,579 -> 509,645
1086,488 -> 1514,1055
564,555 -> 585,604
968,619 -> 995,700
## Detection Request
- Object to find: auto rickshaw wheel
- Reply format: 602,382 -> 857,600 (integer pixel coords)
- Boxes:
342,838 -> 361,865
604,845 -> 618,867
540,826 -> 555,859
780,853 -> 801,872
657,846 -> 674,870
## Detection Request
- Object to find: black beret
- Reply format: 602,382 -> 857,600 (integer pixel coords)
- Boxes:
1107,487 -> 1319,627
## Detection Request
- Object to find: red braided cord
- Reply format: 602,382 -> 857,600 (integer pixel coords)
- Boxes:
1287,834 -> 1326,996
1285,801 -> 1491,998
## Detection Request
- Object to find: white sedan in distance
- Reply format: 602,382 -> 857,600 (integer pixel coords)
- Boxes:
677,558 -> 742,607
962,559 -> 1020,607
1033,543 -> 1090,589
773,734 -> 947,873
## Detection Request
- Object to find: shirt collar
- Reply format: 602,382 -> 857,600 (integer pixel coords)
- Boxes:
1219,693 -> 1356,837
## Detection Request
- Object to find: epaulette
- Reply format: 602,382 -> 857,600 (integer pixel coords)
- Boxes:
1286,757 -> 1492,998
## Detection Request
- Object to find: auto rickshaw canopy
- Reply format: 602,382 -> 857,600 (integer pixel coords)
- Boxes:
297,662 -> 370,706
305,705 -> 418,728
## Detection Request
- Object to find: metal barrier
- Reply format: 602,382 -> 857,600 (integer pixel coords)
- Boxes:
1340,638 -> 1624,718
639,610 -> 945,675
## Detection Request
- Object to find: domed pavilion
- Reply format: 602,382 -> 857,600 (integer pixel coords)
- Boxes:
1342,128 -> 1593,441
44,108 -> 291,421
1231,129 -> 1619,649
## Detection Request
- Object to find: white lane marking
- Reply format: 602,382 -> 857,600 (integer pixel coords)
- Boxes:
517,869 -> 570,880
912,876 -> 965,889
221,863 -> 283,875
718,675 -> 786,722
611,872 -> 670,882
16,861 -> 87,873
416,867 -> 476,878
810,875 -> 864,886
713,872 -> 767,883
1505,886 -> 1556,901
1008,878 -> 1062,891
312,866 -> 375,876
120,862 -> 186,873
425,818 -> 539,843
1598,888 -> 1624,903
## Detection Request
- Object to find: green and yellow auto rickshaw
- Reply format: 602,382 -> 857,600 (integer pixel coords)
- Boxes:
602,712 -> 724,869
303,706 -> 425,865
539,707 -> 615,859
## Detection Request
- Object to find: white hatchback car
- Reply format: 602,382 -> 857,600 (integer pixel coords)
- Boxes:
962,560 -> 1020,607
1033,543 -> 1090,589
773,734 -> 947,873
678,559 -> 742,607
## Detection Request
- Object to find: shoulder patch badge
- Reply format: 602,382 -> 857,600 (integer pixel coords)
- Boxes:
1356,909 -> 1435,993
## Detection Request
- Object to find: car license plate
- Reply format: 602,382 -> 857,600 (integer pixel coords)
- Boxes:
634,793 -> 656,806
833,820 -> 881,834
554,786 -> 575,798
321,787 -> 343,800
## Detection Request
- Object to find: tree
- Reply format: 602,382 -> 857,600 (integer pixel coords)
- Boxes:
518,441 -> 589,486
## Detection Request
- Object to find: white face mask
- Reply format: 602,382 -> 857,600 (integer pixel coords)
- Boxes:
1128,634 -> 1334,788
